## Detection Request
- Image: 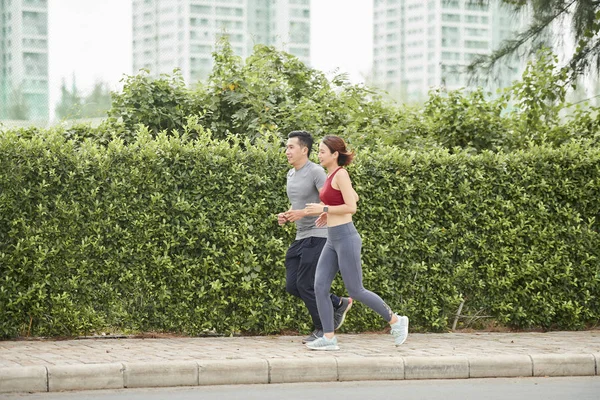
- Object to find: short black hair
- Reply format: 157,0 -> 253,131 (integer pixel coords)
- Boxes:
287,130 -> 314,157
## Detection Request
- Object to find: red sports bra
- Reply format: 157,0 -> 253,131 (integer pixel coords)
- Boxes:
319,167 -> 345,206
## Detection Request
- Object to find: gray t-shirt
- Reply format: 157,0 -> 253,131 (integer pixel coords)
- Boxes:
286,160 -> 328,240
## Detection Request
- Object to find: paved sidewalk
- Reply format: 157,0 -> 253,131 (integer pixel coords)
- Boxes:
1,330 -> 599,393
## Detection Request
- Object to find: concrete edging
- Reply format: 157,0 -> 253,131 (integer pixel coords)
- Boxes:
1,353 -> 598,394
198,358 -> 269,386
268,357 -> 337,383
531,354 -> 596,377
48,363 -> 124,392
337,356 -> 404,381
124,361 -> 198,388
0,365 -> 48,393
404,356 -> 469,379
469,355 -> 532,378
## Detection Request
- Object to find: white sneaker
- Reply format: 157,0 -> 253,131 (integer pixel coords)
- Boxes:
390,315 -> 409,346
305,335 -> 339,351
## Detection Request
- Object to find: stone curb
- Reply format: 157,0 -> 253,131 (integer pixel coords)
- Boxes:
1,354 -> 598,394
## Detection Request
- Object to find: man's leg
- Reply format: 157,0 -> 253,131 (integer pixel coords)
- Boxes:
296,237 -> 353,331
285,240 -> 302,298
296,237 -> 326,331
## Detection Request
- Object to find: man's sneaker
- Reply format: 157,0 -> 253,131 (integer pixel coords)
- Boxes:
305,335 -> 339,351
390,315 -> 409,346
301,329 -> 323,344
333,297 -> 353,330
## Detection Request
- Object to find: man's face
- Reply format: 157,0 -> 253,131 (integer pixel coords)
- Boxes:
285,137 -> 307,166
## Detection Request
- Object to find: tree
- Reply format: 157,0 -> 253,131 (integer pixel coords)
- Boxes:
81,81 -> 112,118
198,37 -> 397,143
107,68 -> 201,139
8,86 -> 29,120
56,77 -> 113,120
55,76 -> 82,119
468,0 -> 600,81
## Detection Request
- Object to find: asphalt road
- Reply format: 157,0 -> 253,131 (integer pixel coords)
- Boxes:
4,377 -> 600,400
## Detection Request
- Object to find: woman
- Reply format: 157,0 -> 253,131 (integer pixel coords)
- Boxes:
303,135 -> 409,351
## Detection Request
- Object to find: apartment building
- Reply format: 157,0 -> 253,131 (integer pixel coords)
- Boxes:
132,0 -> 310,83
0,0 -> 49,120
372,0 -> 522,103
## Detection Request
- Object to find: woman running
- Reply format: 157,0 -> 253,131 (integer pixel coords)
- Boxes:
303,135 -> 409,351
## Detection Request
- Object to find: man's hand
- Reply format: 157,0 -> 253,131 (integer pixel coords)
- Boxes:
277,212 -> 288,226
283,209 -> 306,222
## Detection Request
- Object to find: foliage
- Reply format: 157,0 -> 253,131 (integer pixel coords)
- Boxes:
422,87 -> 507,153
98,39 -> 600,155
81,82 -> 112,118
55,77 -> 83,120
469,0 -> 600,82
104,39 -> 403,146
2,39 -> 600,338
106,69 -> 203,141
0,126 -> 598,338
8,85 -> 29,120
55,79 -> 112,120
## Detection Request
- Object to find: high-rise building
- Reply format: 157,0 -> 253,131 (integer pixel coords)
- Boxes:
372,0 -> 523,103
132,0 -> 310,83
0,0 -> 49,120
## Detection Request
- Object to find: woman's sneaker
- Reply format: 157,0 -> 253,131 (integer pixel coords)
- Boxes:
333,297 -> 353,330
390,315 -> 409,346
305,335 -> 339,351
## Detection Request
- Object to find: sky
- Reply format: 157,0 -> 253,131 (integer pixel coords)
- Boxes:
47,0 -> 373,119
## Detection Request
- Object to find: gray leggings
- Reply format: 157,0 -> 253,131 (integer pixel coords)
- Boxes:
315,222 -> 393,333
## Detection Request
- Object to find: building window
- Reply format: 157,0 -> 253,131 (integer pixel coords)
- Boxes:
191,5 -> 211,14
442,0 -> 459,9
464,52 -> 483,62
465,28 -> 488,36
442,51 -> 460,61
442,13 -> 460,22
465,40 -> 488,49
465,1 -> 488,11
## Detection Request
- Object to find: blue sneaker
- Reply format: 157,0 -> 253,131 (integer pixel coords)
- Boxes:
390,315 -> 409,346
305,335 -> 339,351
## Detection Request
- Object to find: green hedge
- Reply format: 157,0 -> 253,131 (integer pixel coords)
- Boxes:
1,129 -> 599,338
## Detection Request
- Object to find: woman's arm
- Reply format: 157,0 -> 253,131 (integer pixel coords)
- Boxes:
305,169 -> 357,216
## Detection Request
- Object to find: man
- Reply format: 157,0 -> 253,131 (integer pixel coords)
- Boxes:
278,130 -> 352,344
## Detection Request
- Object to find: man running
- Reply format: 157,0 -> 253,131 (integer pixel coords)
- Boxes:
278,130 -> 353,344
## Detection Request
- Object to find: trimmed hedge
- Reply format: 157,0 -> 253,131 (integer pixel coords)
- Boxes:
0,128 -> 599,338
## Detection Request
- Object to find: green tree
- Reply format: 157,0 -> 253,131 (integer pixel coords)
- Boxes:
8,86 -> 29,120
55,76 -> 82,119
198,38 -> 401,143
469,0 -> 600,81
106,68 -> 201,141
81,81 -> 112,118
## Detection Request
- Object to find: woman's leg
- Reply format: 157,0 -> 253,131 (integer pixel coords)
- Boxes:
335,228 -> 394,322
314,240 -> 340,334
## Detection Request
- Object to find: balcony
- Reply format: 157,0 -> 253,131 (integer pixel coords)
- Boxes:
22,39 -> 48,52
23,25 -> 48,36
23,0 -> 47,12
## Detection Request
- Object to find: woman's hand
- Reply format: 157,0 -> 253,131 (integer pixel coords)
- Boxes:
315,212 -> 327,227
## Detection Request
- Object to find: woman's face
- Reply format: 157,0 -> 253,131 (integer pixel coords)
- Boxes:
318,142 -> 337,168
